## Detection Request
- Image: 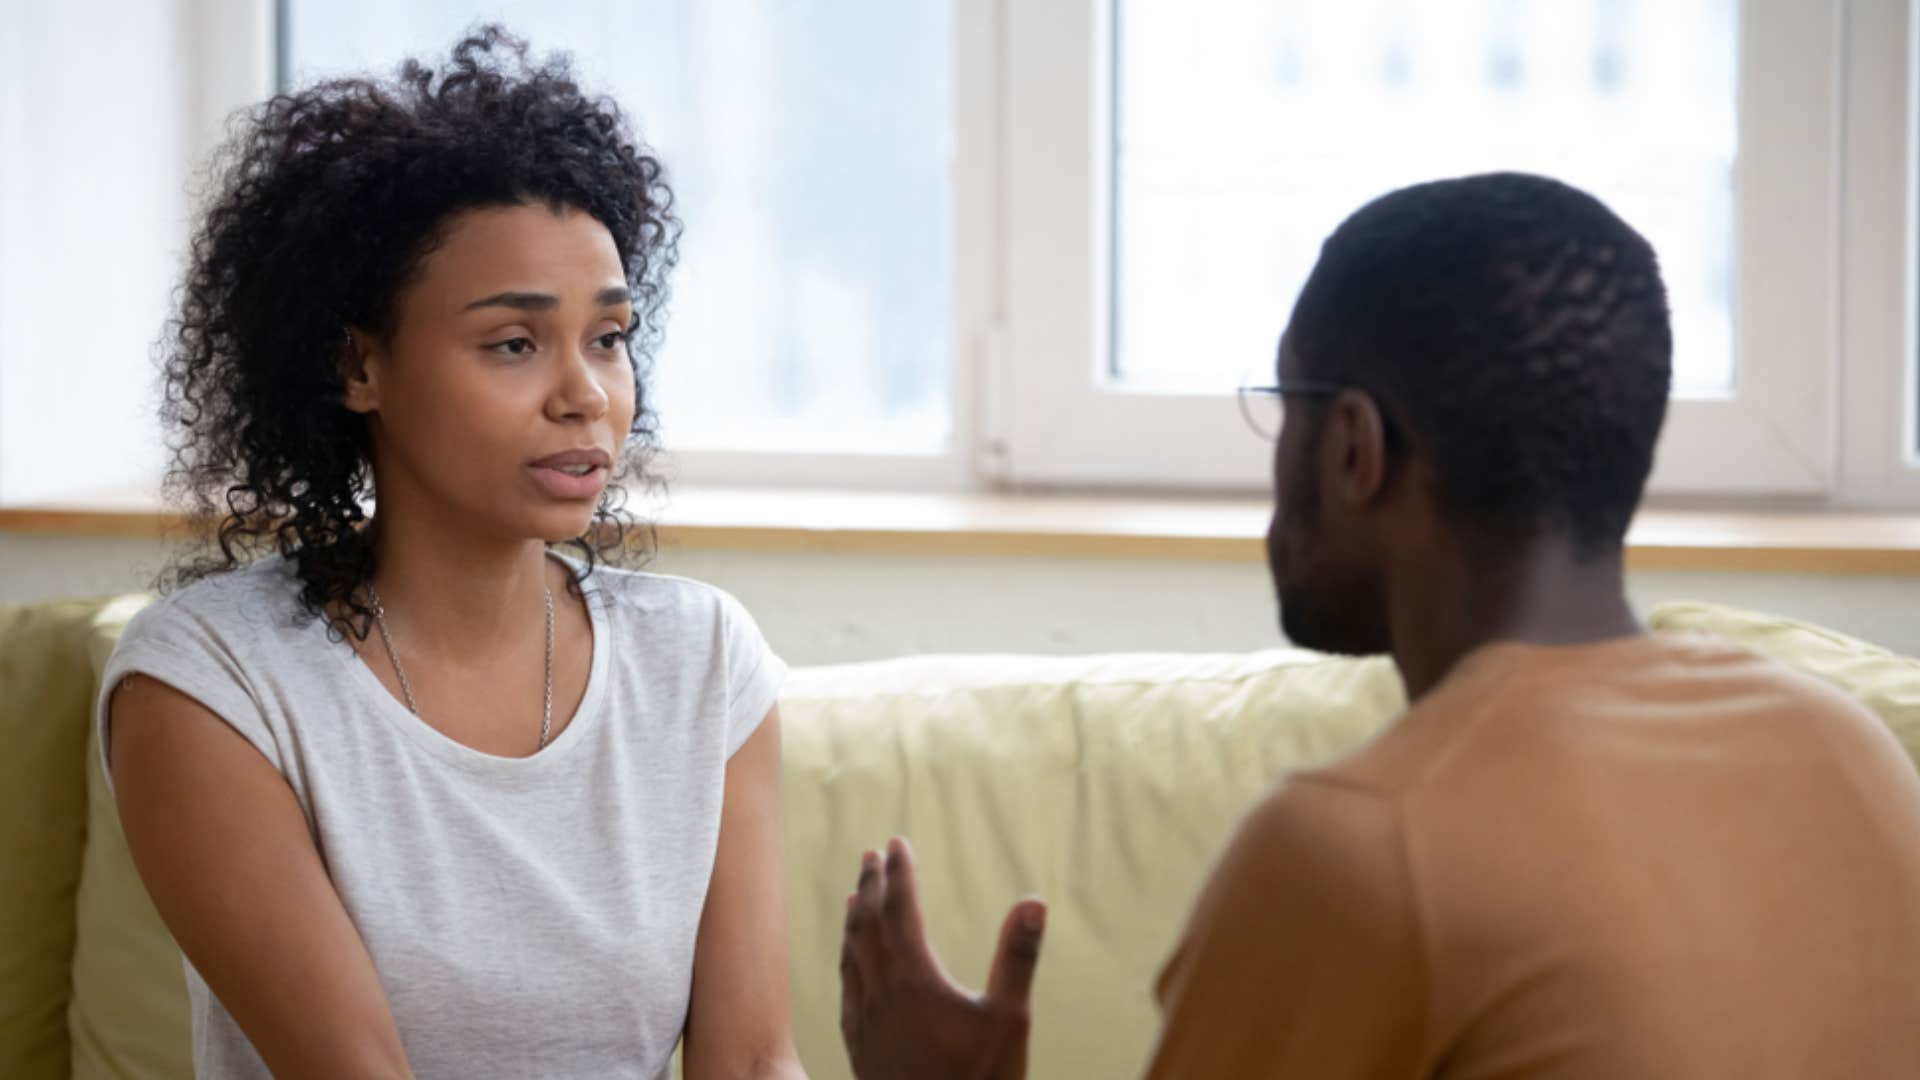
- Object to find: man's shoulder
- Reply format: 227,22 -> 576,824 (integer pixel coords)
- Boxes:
1651,630 -> 1888,720
1295,669 -> 1498,800
1333,631 -> 1903,801
1234,771 -> 1407,876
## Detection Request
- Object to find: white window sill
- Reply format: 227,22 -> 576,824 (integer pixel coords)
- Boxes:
4,486 -> 1920,575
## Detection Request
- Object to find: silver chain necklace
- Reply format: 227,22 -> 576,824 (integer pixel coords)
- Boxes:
366,582 -> 555,750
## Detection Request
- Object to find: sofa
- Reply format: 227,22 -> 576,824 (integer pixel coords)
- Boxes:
5,595 -> 1918,1079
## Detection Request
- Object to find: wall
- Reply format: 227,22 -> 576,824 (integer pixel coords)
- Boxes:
3,530 -> 1918,665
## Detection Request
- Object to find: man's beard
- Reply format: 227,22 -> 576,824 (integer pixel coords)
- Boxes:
1273,479 -> 1391,657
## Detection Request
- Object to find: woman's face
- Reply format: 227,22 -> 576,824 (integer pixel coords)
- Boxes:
345,203 -> 637,544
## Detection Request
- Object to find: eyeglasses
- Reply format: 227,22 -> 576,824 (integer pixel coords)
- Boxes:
1234,376 -> 1348,441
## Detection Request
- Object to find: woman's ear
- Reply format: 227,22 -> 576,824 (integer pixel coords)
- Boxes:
340,329 -> 381,414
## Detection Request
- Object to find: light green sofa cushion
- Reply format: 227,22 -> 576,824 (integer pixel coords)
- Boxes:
0,599 -> 105,1080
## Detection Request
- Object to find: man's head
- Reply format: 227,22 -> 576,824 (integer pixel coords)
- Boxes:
1267,172 -> 1672,654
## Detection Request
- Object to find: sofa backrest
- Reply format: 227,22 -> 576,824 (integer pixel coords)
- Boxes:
0,595 -> 192,1080
779,650 -> 1406,1077
0,598 -> 108,1080
6,595 -> 1918,1080
6,596 -> 1410,1080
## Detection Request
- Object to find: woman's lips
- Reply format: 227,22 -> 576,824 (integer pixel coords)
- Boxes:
527,463 -> 608,500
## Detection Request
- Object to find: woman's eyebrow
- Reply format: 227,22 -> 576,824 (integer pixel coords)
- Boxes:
464,290 -> 557,312
462,285 -> 632,312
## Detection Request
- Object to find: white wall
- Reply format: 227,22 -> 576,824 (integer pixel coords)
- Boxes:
4,530 -> 1918,664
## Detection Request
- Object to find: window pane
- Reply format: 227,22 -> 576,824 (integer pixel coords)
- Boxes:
1113,0 -> 1736,398
286,2 -> 952,453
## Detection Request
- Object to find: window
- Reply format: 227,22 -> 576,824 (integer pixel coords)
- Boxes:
997,0 -> 1918,503
283,1 -> 958,484
3,0 -> 1915,507
0,1 -> 269,506
1112,0 -> 1735,398
1834,0 -> 1920,505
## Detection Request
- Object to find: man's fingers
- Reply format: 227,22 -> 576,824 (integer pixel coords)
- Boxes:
882,836 -> 929,952
840,894 -> 866,1041
985,897 -> 1048,1008
856,847 -> 887,913
856,845 -> 883,903
844,850 -> 889,982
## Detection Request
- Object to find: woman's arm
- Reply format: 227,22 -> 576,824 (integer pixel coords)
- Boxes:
682,707 -> 808,1080
108,674 -> 414,1080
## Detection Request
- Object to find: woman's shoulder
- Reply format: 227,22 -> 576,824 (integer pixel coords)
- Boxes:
575,562 -> 779,677
579,561 -> 785,752
576,562 -> 751,625
120,554 -> 316,654
99,556 -> 321,777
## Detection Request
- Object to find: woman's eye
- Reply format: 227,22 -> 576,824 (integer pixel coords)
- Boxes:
595,331 -> 629,351
489,337 -> 535,356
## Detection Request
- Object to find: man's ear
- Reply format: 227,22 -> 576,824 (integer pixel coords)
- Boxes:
1319,389 -> 1391,507
340,329 -> 381,415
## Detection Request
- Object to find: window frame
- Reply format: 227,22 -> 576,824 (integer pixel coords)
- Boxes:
1835,0 -> 1920,507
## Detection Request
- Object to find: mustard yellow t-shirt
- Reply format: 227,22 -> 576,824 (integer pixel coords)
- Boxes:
1147,633 -> 1920,1078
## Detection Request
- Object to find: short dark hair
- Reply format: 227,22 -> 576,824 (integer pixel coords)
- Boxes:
1287,171 -> 1671,554
161,25 -> 679,635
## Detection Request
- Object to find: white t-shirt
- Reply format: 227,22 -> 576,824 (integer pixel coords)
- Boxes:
96,554 -> 786,1079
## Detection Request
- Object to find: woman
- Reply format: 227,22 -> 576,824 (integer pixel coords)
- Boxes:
99,27 -> 805,1080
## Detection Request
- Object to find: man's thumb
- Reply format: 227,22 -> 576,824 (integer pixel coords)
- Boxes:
985,897 -> 1047,1007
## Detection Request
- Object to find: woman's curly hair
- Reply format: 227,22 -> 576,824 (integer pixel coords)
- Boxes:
160,25 -> 678,638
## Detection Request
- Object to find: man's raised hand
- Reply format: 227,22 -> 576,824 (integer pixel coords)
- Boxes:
839,836 -> 1047,1080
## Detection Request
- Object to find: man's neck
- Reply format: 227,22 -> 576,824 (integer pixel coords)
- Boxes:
1387,536 -> 1643,701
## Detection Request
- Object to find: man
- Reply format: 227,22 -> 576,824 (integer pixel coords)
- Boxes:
838,172 -> 1920,1077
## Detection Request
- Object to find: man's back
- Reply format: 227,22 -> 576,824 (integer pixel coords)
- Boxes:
1148,633 -> 1920,1078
